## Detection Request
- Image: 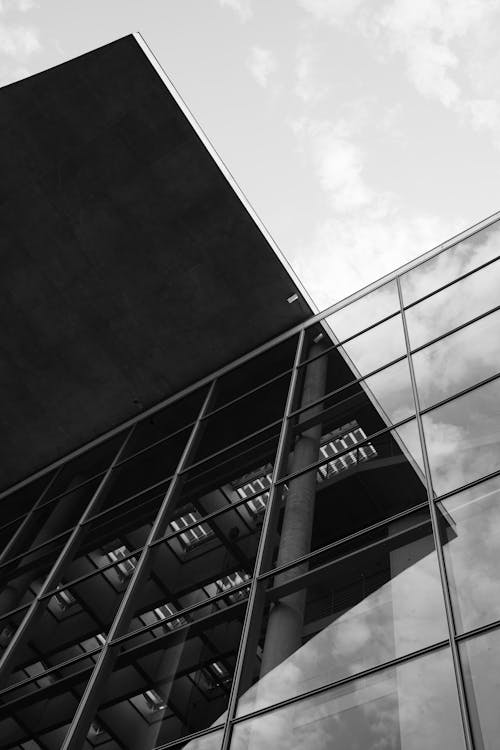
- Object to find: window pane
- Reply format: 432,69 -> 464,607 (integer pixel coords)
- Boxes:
405,259 -> 500,349
325,280 -> 399,341
238,509 -> 446,716
413,310 -> 500,410
339,314 -> 406,376
274,423 -> 426,562
401,219 -> 500,304
460,627 -> 500,750
364,357 -> 414,424
438,475 -> 500,633
422,379 -> 500,496
90,605 -> 246,747
232,648 -> 465,750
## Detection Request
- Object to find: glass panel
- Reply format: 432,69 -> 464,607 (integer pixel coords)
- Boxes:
413,310 -> 500,410
0,473 -> 55,531
363,357 -> 414,424
339,314 -> 407,376
122,388 -> 206,459
0,665 -> 90,750
401,219 -> 500,304
325,280 -> 399,341
238,509 -> 446,716
422,378 -> 500,496
91,605 -> 246,748
104,426 -> 190,507
212,336 -> 298,411
232,648 -> 465,750
125,498 -> 260,635
44,434 -> 122,500
460,627 -> 500,750
7,559 -> 141,688
274,423 -> 426,562
405,259 -> 500,349
189,374 -> 289,467
297,344 -> 358,401
438,475 -> 500,633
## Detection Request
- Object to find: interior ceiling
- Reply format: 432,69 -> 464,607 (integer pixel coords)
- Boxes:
0,34 -> 312,491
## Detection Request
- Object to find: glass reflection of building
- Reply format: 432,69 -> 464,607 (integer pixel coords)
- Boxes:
1,35 -> 500,750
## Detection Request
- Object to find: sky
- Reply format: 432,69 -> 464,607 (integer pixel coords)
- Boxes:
1,0 -> 500,310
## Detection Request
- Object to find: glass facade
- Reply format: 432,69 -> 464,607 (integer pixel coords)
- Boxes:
1,216 -> 500,750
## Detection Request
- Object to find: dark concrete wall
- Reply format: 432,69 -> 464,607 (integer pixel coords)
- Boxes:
0,35 -> 310,490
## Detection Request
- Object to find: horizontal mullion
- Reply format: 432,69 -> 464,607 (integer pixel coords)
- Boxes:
82,475 -> 174,526
0,529 -> 72,575
111,419 -> 196,469
431,465 -> 500,505
454,616 -> 500,644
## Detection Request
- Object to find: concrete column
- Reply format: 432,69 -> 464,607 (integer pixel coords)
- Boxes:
260,339 -> 327,677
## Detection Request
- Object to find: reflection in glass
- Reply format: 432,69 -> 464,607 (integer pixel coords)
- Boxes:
405,259 -> 500,349
325,280 -> 399,342
275,424 -> 426,561
92,604 -> 246,748
460,627 -> 500,750
422,378 -> 500,496
413,310 -> 500,409
401,219 -> 500,304
232,648 -> 465,750
239,510 -> 446,716
438,475 -> 500,633
340,314 -> 406,376
364,357 -> 414,424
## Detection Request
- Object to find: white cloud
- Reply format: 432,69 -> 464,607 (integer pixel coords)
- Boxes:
218,0 -> 252,22
246,46 -> 277,87
0,23 -> 40,57
295,44 -> 328,103
296,0 -> 364,25
291,118 -> 375,213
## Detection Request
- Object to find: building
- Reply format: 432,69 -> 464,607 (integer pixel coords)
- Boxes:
0,33 -> 499,750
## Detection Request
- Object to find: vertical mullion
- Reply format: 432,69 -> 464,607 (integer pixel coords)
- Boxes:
60,380 -> 217,750
220,329 -> 306,750
397,276 -> 475,750
0,425 -> 136,687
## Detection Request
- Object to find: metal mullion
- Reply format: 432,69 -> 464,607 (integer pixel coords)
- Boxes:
0,466 -> 63,567
310,310 -> 401,364
153,725 -> 224,750
230,638 -> 450,729
0,424 -> 136,689
60,380 -> 218,750
220,329 -> 306,750
259,499 -> 430,583
36,470 -> 108,509
409,301 -> 500,357
277,413 -> 416,488
397,276 -> 474,750
403,253 -> 500,312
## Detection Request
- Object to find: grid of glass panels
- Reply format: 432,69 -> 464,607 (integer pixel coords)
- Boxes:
1,216 -> 500,750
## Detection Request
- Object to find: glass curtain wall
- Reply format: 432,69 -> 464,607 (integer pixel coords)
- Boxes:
1,217 -> 500,750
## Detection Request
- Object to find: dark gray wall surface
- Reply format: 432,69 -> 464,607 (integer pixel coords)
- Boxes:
0,35 -> 310,491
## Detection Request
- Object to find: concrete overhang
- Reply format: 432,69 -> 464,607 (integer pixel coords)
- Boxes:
0,34 -> 313,491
